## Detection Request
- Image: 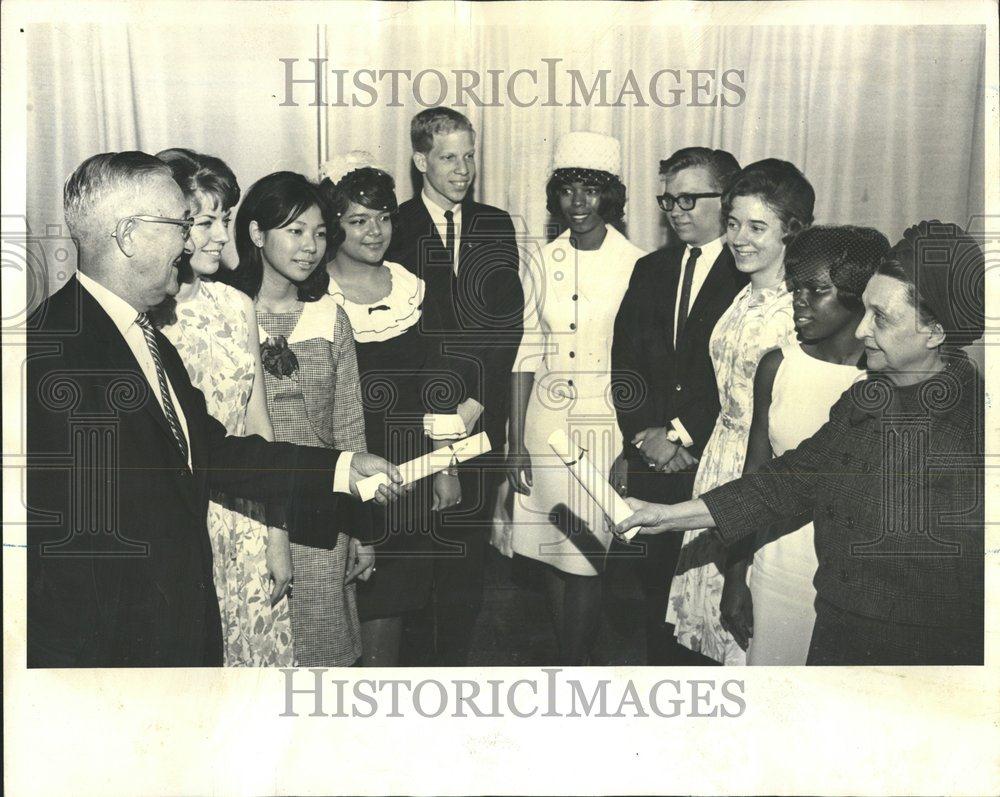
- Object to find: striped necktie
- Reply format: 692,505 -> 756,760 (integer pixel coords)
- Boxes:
135,312 -> 189,464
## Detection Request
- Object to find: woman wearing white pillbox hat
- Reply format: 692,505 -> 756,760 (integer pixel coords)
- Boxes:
505,130 -> 646,664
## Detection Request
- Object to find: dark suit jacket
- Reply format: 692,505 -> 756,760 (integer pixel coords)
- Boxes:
611,244 -> 747,502
26,277 -> 358,667
386,196 -> 524,454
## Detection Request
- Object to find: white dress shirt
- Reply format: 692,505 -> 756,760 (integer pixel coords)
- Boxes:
669,235 -> 726,448
77,271 -> 193,469
422,191 -> 462,275
77,272 -> 354,491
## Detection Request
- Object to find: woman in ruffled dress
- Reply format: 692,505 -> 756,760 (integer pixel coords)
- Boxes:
665,159 -> 815,666
229,170 -> 374,667
320,153 -> 477,666
153,147 -> 294,666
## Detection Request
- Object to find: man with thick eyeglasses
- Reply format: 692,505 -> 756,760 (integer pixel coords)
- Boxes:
656,191 -> 722,212
610,146 -> 747,665
26,151 -> 405,667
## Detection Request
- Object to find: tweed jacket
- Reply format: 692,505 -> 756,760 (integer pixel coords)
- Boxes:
702,352 -> 984,631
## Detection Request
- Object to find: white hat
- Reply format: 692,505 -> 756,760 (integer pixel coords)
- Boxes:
552,131 -> 621,178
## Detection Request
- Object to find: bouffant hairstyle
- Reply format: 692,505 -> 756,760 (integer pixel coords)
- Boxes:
784,225 -> 890,312
722,158 -> 815,235
156,147 -> 240,285
231,171 -> 330,301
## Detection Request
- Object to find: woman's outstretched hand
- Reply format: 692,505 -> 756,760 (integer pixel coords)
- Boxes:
612,497 -> 674,537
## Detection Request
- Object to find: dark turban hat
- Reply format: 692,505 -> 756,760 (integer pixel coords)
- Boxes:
885,220 -> 986,347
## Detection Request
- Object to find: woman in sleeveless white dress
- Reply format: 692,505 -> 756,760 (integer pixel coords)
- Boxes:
747,344 -> 864,664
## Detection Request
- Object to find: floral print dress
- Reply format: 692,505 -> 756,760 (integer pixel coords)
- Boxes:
161,279 -> 295,666
665,282 -> 795,665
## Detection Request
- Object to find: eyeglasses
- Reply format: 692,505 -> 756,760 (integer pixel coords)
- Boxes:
111,215 -> 194,242
656,192 -> 721,212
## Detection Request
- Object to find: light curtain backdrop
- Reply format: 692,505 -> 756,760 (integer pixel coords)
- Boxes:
27,21 -> 985,298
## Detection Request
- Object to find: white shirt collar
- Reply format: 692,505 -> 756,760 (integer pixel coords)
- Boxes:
685,234 -> 725,265
76,271 -> 143,336
421,191 -> 461,228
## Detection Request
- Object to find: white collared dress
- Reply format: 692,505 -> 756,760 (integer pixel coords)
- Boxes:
509,226 -> 646,576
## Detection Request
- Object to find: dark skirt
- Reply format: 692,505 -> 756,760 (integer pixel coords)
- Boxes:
807,597 -> 982,665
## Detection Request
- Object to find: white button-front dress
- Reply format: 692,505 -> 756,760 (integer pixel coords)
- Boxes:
510,226 -> 646,576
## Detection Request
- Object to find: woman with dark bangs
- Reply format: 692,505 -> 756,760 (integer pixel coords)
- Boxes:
506,132 -> 646,665
320,153 -> 479,666
719,225 -> 889,665
154,148 -> 295,666
230,171 -> 374,667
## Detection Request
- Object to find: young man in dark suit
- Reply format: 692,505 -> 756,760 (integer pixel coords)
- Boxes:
610,147 -> 748,665
386,107 -> 523,665
27,152 -> 403,667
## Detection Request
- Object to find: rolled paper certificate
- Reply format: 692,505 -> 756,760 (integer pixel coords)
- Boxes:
424,400 -> 484,440
547,429 -> 639,541
423,413 -> 467,440
356,432 -> 492,502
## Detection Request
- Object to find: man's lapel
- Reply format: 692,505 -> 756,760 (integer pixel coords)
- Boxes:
75,279 -> 186,462
656,247 -> 684,350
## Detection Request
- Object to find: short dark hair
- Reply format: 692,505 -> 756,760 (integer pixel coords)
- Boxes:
785,225 -> 890,312
545,170 -> 627,231
64,151 -> 171,244
411,107 -> 475,153
319,167 -> 398,254
722,158 -> 815,235
156,148 -> 241,285
659,147 -> 741,193
231,171 -> 330,301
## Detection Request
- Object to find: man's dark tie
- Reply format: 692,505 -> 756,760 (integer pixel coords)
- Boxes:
444,209 -> 456,271
675,246 -> 701,344
135,312 -> 189,464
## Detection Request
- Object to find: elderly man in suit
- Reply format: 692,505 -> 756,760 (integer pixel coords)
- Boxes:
386,107 -> 524,666
611,147 -> 747,665
27,152 -> 403,668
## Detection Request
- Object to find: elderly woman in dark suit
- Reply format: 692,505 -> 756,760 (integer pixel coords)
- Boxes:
616,221 -> 984,665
